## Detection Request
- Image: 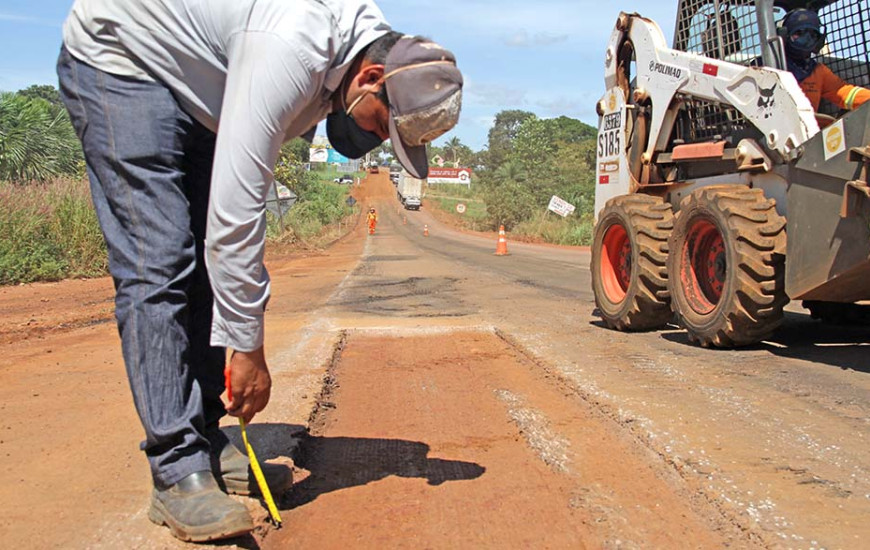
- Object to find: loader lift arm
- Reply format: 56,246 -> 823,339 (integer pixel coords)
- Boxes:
602,11 -> 818,168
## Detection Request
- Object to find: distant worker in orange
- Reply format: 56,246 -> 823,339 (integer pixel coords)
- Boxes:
781,9 -> 870,114
367,207 -> 378,235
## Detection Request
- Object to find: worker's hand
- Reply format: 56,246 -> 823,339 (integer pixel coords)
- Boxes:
225,346 -> 271,424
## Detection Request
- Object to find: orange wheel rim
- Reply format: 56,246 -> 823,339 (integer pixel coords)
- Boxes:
601,223 -> 631,303
681,218 -> 725,315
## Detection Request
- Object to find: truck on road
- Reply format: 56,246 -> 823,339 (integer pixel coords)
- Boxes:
397,172 -> 424,210
389,164 -> 402,185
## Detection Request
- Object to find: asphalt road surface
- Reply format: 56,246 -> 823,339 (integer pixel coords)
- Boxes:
1,172 -> 868,549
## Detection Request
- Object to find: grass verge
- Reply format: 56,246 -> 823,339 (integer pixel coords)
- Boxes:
426,184 -> 489,231
426,184 -> 593,245
0,178 -> 106,284
1,176 -> 359,285
511,211 -> 594,246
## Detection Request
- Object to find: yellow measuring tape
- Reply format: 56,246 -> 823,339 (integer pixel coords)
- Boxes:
225,366 -> 282,527
239,417 -> 282,527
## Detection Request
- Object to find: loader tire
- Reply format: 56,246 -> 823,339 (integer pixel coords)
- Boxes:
667,186 -> 787,347
591,194 -> 674,331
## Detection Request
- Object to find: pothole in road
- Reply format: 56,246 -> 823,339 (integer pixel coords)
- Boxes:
330,276 -> 473,318
265,330 -> 750,549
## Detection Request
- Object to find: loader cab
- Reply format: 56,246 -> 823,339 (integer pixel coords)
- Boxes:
665,0 -> 869,150
673,0 -> 779,68
782,1 -> 870,117
673,0 -> 870,118
668,1 -> 778,150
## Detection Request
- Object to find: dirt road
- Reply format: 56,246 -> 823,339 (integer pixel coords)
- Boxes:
1,173 -> 868,549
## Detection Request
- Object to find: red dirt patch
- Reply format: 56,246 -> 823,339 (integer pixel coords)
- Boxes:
266,331 -> 745,548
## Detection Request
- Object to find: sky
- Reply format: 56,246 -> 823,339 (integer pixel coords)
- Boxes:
0,0 -> 677,151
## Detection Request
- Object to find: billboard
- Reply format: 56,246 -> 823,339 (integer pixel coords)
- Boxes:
309,147 -> 350,163
309,147 -> 328,163
428,167 -> 472,185
327,149 -> 349,163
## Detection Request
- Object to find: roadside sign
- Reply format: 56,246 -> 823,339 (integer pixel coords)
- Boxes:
346,196 -> 357,207
266,183 -> 297,217
547,195 -> 576,217
456,203 -> 467,214
429,167 -> 473,186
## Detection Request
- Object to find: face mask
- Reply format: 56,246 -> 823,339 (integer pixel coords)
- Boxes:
326,110 -> 383,158
787,28 -> 824,59
326,86 -> 384,159
327,60 -> 456,160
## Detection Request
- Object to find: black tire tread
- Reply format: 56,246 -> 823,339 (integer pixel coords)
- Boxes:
668,186 -> 787,347
592,194 -> 674,331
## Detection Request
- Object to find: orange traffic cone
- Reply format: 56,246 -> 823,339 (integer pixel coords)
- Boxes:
423,224 -> 429,237
495,225 -> 509,255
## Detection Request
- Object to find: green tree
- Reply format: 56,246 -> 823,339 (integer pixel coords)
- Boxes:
513,118 -> 559,167
484,109 -> 536,169
482,160 -> 536,229
552,140 -> 596,214
442,136 -> 462,165
478,113 -> 598,229
18,84 -> 64,111
280,137 -> 312,166
0,92 -> 82,182
425,142 -> 443,165
372,141 -> 394,164
548,115 -> 597,143
274,144 -> 316,195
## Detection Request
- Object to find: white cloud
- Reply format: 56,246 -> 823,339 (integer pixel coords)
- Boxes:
0,12 -> 61,27
473,115 -> 496,130
501,30 -> 569,48
382,0 -> 613,40
533,92 -> 599,115
380,1 -> 676,45
467,82 -> 527,108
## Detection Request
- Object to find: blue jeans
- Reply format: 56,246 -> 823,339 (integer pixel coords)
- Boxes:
57,47 -> 228,488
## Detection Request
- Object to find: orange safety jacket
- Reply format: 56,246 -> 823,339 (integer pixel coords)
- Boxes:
799,62 -> 870,112
367,213 -> 378,225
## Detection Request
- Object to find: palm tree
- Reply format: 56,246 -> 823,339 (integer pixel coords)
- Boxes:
443,136 -> 463,167
0,92 -> 82,182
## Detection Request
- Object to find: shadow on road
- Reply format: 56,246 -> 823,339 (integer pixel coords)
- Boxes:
594,309 -> 870,373
223,422 -> 307,462
284,433 -> 486,509
761,312 -> 870,373
588,312 -> 674,334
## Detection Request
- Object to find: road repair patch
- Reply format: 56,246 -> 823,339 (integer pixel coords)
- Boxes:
264,330 -> 749,548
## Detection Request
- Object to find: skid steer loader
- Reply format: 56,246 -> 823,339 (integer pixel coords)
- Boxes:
590,0 -> 870,347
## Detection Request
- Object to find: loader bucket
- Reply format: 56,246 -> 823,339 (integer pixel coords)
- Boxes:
785,104 -> 870,302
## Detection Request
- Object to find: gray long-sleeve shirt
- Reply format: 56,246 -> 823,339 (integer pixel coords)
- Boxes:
62,0 -> 390,352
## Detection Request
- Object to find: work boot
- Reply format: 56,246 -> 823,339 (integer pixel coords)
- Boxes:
215,441 -> 294,497
148,470 -> 253,542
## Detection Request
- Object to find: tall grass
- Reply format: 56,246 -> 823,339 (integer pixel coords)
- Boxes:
426,184 -> 490,231
511,210 -> 594,245
0,172 -> 373,285
429,196 -> 489,231
427,183 -> 478,199
427,188 -> 594,246
0,178 -> 107,284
